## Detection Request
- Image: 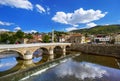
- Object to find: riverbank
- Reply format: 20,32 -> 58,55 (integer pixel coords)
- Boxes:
71,43 -> 120,58
0,54 -> 79,81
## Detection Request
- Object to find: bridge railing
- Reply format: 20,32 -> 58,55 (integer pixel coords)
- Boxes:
0,43 -> 71,49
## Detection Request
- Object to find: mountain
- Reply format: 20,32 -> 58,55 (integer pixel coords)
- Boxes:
71,25 -> 120,34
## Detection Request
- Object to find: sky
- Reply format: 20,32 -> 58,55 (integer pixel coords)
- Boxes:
0,0 -> 120,33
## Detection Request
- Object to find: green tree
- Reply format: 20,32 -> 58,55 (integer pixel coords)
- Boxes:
25,33 -> 33,39
42,35 -> 50,43
15,30 -> 24,39
0,33 -> 9,43
8,35 -> 17,44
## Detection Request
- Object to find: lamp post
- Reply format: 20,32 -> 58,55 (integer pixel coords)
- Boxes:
52,29 -> 54,43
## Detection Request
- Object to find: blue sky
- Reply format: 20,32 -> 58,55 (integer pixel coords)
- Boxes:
0,0 -> 120,33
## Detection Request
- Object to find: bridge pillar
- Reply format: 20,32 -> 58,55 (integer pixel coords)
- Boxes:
49,47 -> 54,55
23,51 -> 33,60
49,54 -> 54,60
49,47 -> 54,60
63,46 -> 66,56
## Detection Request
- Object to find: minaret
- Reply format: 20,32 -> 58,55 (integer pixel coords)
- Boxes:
52,29 -> 54,43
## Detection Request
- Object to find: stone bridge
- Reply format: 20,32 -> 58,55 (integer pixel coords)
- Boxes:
0,43 -> 71,60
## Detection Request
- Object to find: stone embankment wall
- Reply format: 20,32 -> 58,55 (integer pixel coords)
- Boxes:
71,43 -> 120,58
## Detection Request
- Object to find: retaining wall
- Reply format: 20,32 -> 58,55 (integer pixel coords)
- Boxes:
71,43 -> 120,58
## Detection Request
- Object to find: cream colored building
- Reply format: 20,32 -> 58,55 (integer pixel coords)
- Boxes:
81,36 -> 86,44
115,34 -> 120,44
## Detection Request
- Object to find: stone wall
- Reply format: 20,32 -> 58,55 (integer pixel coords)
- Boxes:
71,43 -> 120,58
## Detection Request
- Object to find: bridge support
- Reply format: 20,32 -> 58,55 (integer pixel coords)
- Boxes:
49,54 -> 54,60
23,51 -> 33,60
49,47 -> 54,60
63,46 -> 66,56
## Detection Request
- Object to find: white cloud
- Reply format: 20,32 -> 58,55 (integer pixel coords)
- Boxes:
104,24 -> 109,26
52,8 -> 107,25
14,26 -> 21,31
0,29 -> 10,32
46,7 -> 50,14
0,57 -> 17,71
65,27 -> 78,31
36,4 -> 46,13
0,20 -> 13,26
31,30 -> 37,33
86,22 -> 97,28
52,12 -> 70,24
55,59 -> 108,80
0,0 -> 33,10
24,30 -> 37,33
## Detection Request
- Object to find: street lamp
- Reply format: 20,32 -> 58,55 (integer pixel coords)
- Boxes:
52,29 -> 54,43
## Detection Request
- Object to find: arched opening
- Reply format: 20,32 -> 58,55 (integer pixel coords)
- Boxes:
54,46 -> 63,58
66,45 -> 71,55
0,50 -> 23,73
32,48 -> 49,64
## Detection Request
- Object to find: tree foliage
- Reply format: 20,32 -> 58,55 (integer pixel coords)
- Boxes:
71,25 -> 120,34
42,35 -> 50,43
15,30 -> 24,39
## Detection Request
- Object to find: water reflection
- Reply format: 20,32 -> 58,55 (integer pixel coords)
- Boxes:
55,59 -> 108,80
23,54 -> 120,81
32,57 -> 42,63
0,57 -> 18,72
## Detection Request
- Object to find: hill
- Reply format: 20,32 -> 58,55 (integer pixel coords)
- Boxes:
71,25 -> 120,34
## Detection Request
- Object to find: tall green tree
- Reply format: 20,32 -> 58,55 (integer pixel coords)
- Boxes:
42,35 -> 50,43
15,30 -> 24,39
8,34 -> 17,44
0,33 -> 9,43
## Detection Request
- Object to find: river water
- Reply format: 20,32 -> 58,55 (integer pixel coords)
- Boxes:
0,52 -> 120,81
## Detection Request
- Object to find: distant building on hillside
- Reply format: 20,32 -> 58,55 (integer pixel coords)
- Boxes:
94,34 -> 111,44
27,34 -> 42,43
66,33 -> 82,43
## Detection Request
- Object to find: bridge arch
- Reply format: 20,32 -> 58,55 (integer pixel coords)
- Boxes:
33,47 -> 49,57
65,45 -> 71,55
0,50 -> 23,59
66,45 -> 71,51
32,47 -> 50,63
54,46 -> 63,58
40,47 -> 49,55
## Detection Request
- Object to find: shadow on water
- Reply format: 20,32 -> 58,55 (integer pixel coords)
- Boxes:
73,53 -> 120,69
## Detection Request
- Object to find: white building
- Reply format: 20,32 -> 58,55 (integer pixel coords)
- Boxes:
94,35 -> 111,44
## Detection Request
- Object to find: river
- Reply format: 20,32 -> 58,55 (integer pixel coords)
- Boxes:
0,51 -> 120,81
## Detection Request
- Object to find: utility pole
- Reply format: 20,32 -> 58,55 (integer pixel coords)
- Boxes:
52,29 -> 54,43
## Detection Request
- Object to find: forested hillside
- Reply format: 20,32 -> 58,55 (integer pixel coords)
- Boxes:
71,25 -> 120,34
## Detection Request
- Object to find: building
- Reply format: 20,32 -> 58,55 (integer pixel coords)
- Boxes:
94,34 -> 111,44
27,34 -> 42,43
115,34 -> 120,44
66,33 -> 82,43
